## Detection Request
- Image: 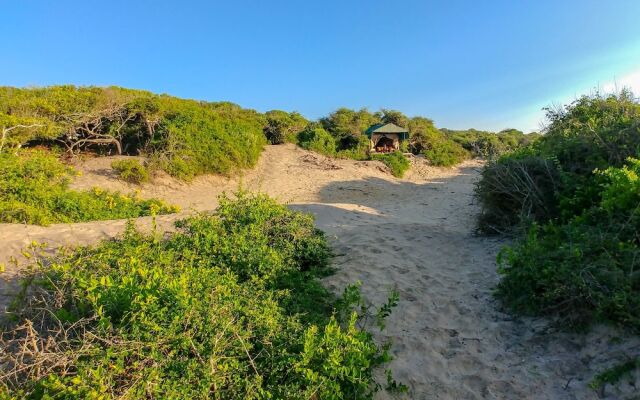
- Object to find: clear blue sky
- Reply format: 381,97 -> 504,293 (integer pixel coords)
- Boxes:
2,0 -> 640,132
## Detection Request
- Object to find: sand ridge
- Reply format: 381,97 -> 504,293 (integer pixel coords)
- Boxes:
1,144 -> 638,399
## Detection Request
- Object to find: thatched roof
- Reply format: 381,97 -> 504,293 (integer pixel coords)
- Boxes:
365,123 -> 408,137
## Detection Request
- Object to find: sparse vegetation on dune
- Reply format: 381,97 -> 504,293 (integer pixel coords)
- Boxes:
0,150 -> 177,225
0,193 -> 399,399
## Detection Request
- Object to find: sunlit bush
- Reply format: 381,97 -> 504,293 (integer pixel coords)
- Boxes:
1,193 -> 399,398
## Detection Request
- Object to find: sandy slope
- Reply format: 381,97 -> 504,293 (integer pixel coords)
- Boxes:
1,144 -> 638,399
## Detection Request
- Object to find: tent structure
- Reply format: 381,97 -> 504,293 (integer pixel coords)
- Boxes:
365,123 -> 409,153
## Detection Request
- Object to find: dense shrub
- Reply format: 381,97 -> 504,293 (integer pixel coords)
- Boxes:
297,125 -> 336,157
336,135 -> 370,160
371,152 -> 410,178
444,128 -> 539,159
1,193 -> 398,398
480,91 -> 640,332
263,110 -> 308,144
422,138 -> 468,167
0,86 -> 267,180
0,151 -> 177,225
111,158 -> 150,184
477,91 -> 640,233
496,159 -> 640,330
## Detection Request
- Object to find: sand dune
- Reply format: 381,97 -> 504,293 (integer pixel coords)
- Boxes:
1,144 -> 638,399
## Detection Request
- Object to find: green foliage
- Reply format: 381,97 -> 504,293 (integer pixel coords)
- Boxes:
0,151 -> 177,225
111,158 -> 150,184
496,160 -> 640,331
487,91 -> 640,331
320,108 -> 381,140
405,118 -> 468,165
297,124 -> 336,157
478,91 -> 640,232
1,193 -> 397,398
590,358 -> 640,391
263,110 -> 308,144
422,138 -> 468,167
336,135 -> 370,160
380,109 -> 408,128
407,117 -> 441,154
371,152 -> 410,178
0,86 -> 267,180
443,128 -> 539,159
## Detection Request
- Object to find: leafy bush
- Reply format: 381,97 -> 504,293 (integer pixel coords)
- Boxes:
1,193 -> 398,398
478,91 -> 640,233
336,135 -> 370,160
0,151 -> 177,225
484,91 -> 640,332
496,159 -> 640,330
422,138 -> 468,166
371,152 -> 410,178
443,128 -> 539,159
111,158 -> 150,184
297,124 -> 336,157
0,86 -> 267,180
263,110 -> 308,144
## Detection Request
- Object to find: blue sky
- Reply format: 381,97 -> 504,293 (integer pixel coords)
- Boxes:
2,1 -> 640,132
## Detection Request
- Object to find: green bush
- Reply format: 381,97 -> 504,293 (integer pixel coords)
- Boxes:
263,110 -> 308,144
336,135 -> 370,160
297,125 -> 336,157
1,193 -> 398,398
111,158 -> 150,184
496,159 -> 640,330
443,128 -> 539,159
371,151 -> 410,178
0,151 -> 177,225
483,91 -> 640,332
0,86 -> 267,181
423,138 -> 468,166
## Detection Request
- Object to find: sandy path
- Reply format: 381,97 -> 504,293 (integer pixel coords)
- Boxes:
1,144 -> 638,399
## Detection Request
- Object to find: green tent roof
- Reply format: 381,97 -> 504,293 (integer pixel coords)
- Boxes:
365,123 -> 408,137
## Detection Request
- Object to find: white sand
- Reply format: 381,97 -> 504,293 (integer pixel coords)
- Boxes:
1,144 -> 638,399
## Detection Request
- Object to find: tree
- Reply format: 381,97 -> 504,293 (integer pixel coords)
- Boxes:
407,117 -> 440,154
381,109 -> 408,128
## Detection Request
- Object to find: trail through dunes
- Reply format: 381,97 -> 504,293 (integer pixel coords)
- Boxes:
1,144 -> 638,399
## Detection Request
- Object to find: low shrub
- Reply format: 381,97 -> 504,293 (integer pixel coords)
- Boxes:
423,138 -> 468,167
480,91 -> 640,333
336,135 -> 370,161
0,193 -> 398,398
371,151 -> 410,178
111,158 -> 150,184
263,110 -> 308,144
297,125 -> 336,157
495,158 -> 640,330
0,151 -> 177,225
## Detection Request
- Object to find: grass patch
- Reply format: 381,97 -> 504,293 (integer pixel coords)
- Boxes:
0,193 -> 398,398
0,151 -> 177,225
